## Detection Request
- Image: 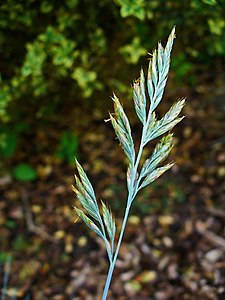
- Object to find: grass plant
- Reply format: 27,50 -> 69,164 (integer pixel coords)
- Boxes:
73,27 -> 185,299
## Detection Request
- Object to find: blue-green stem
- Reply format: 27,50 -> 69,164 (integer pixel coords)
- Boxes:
1,256 -> 11,300
101,201 -> 131,300
99,217 -> 113,263
101,109 -> 154,299
102,131 -> 149,298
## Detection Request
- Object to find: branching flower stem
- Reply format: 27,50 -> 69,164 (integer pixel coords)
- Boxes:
102,110 -> 152,299
73,28 -> 185,300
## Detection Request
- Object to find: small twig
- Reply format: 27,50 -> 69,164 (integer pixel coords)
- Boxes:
22,192 -> 57,244
207,207 -> 225,219
195,221 -> 225,249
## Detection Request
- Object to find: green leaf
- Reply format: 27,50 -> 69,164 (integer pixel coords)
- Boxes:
74,208 -> 104,239
66,0 -> 78,8
120,37 -> 146,64
13,163 -> 37,182
101,201 -> 116,242
72,67 -> 97,97
5,220 -> 17,229
40,2 -> 53,13
0,131 -> 18,158
21,42 -> 46,77
117,0 -> 145,20
202,0 -> 217,5
208,18 -> 225,35
56,131 -> 78,164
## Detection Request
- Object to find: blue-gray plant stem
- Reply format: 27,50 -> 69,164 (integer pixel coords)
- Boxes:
99,217 -> 112,263
1,257 -> 11,300
101,201 -> 131,300
102,117 -> 151,299
101,107 -> 154,299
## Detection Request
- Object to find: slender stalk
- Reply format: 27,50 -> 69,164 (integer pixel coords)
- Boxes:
99,217 -> 113,263
101,121 -> 149,299
102,202 -> 131,300
1,257 -> 11,300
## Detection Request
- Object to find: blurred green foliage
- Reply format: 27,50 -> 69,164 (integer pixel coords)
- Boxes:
56,131 -> 78,164
0,253 -> 10,263
12,235 -> 29,251
13,163 -> 37,181
0,0 -> 224,165
132,178 -> 186,215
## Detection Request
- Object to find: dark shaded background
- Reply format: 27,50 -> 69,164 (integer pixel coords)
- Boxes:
0,0 -> 225,299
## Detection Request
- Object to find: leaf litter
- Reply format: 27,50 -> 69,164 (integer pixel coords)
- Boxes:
0,87 -> 224,299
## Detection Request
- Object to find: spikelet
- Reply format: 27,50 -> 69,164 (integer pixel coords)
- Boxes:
101,201 -> 116,242
110,94 -> 135,166
73,29 -> 185,283
147,27 -> 176,112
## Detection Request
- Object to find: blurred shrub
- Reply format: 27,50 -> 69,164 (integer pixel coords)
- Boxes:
0,0 -> 224,162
